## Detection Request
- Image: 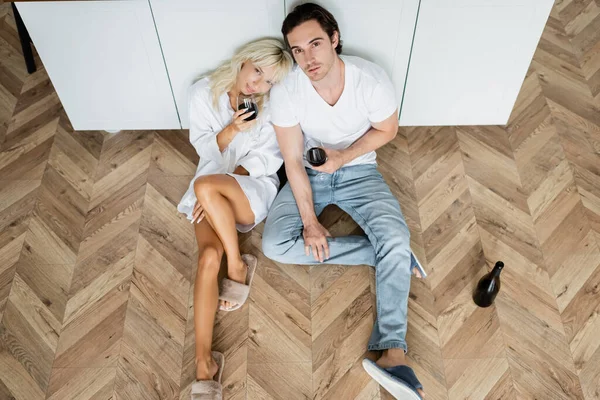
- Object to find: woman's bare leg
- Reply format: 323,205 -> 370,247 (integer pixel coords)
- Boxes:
193,218 -> 223,380
194,174 -> 255,309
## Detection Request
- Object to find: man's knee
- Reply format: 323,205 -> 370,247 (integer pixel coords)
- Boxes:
261,216 -> 291,261
368,207 -> 411,253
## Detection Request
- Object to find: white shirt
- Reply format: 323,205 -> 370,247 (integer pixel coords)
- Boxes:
270,55 -> 398,168
177,78 -> 282,231
187,78 -> 282,178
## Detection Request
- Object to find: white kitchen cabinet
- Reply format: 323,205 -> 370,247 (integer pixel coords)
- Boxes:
399,0 -> 554,126
16,0 -> 181,131
15,0 -> 555,130
150,0 -> 284,129
286,0 -> 420,119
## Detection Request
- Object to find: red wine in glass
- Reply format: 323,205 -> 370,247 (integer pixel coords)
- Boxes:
237,96 -> 258,121
473,261 -> 504,307
305,138 -> 327,167
307,147 -> 327,166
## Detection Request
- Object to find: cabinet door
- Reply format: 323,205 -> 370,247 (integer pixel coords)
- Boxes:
16,0 -> 181,131
286,0 -> 420,118
150,0 -> 284,129
399,0 -> 554,126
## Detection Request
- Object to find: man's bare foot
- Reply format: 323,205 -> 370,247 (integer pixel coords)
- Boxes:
196,355 -> 219,381
220,257 -> 248,310
376,349 -> 425,399
412,266 -> 423,278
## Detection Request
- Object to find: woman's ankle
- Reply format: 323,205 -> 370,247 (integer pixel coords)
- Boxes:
227,255 -> 247,277
195,354 -> 217,380
195,349 -> 212,364
227,254 -> 245,270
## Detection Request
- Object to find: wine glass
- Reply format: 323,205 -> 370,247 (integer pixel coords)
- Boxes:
237,94 -> 258,121
305,138 -> 328,167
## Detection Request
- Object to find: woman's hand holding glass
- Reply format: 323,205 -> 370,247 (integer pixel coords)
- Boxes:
230,108 -> 257,133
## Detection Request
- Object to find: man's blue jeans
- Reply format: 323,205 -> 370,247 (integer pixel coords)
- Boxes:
262,164 -> 413,352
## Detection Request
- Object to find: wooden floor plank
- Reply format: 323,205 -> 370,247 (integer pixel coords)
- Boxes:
1,0 -> 600,398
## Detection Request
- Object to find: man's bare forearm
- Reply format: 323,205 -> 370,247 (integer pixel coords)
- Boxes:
340,125 -> 397,165
286,160 -> 318,226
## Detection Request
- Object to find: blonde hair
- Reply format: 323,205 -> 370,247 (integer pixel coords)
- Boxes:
208,38 -> 293,113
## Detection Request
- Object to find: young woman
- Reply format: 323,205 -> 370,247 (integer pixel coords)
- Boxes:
177,39 -> 292,398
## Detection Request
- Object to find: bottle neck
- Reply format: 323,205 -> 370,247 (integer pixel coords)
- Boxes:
491,262 -> 504,278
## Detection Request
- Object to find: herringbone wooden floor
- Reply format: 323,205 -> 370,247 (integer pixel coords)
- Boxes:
1,0 -> 600,398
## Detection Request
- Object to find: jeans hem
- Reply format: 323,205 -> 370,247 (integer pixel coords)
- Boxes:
367,341 -> 407,352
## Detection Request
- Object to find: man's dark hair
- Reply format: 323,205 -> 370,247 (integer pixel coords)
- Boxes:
282,3 -> 343,55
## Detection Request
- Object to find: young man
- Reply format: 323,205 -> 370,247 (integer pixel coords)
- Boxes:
262,3 -> 425,400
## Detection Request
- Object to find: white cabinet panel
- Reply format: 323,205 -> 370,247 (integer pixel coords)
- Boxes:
286,0 -> 420,118
399,0 -> 554,126
151,0 -> 284,129
16,0 -> 181,131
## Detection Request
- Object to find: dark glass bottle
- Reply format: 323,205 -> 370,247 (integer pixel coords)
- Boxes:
473,261 -> 504,307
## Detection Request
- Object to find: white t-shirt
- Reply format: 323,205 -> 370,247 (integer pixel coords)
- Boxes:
270,55 -> 398,168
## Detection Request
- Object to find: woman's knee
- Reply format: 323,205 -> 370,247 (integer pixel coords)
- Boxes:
197,246 -> 222,275
194,175 -> 220,205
